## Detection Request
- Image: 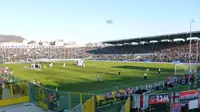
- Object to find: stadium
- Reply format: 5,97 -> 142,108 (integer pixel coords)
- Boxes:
0,30 -> 200,112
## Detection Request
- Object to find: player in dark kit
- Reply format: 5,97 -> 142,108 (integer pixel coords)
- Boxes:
118,71 -> 120,76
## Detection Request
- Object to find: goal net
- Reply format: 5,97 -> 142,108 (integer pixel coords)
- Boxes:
174,63 -> 199,76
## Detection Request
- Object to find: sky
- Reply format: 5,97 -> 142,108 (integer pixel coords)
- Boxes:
0,0 -> 200,45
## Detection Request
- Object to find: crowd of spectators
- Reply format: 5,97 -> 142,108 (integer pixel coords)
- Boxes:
89,41 -> 200,62
0,41 -> 199,63
0,66 -> 13,84
0,47 -> 96,62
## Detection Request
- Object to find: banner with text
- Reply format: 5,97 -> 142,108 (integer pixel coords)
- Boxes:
197,89 -> 200,108
149,94 -> 170,104
180,90 -> 198,103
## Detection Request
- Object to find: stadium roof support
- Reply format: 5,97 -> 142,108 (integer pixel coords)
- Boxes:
103,31 -> 200,45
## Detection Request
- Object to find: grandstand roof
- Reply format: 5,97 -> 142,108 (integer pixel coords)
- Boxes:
103,30 -> 200,44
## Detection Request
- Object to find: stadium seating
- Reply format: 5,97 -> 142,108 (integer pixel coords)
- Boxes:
0,41 -> 199,63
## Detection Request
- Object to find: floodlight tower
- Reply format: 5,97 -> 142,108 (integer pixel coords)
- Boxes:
188,19 -> 195,90
106,20 -> 113,40
196,39 -> 199,63
194,37 -> 199,88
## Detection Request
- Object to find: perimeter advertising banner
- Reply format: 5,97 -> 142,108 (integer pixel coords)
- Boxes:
149,94 -> 170,104
180,90 -> 198,103
197,89 -> 200,108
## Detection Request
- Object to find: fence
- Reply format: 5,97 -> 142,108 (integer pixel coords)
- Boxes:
120,105 -> 125,112
28,83 -> 94,111
0,74 -> 22,83
71,103 -> 83,112
0,81 -> 29,107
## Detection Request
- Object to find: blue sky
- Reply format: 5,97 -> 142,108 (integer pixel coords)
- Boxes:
0,0 -> 200,44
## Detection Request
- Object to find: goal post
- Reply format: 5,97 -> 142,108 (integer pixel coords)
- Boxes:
174,63 -> 199,76
174,63 -> 188,76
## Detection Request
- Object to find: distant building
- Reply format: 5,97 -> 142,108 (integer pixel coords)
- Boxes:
42,41 -> 50,47
55,40 -> 64,46
0,42 -> 28,48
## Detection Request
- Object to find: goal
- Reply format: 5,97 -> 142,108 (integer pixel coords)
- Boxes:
174,63 -> 199,76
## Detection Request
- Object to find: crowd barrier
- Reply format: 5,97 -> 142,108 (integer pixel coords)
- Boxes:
0,74 -> 22,84
70,103 -> 83,112
0,73 -> 96,112
28,83 -> 95,111
0,81 -> 29,107
120,105 -> 125,112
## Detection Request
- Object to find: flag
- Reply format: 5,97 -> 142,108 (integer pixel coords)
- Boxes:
143,95 -> 149,109
133,94 -> 141,108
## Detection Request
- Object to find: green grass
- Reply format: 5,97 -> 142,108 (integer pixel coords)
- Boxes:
0,61 -> 192,94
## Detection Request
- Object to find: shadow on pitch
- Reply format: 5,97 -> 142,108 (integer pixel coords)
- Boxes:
44,72 -> 172,94
112,65 -> 174,73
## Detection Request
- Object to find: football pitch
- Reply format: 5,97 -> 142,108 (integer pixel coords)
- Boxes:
1,61 -> 182,94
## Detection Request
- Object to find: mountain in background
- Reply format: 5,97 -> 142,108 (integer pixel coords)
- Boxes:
0,34 -> 25,42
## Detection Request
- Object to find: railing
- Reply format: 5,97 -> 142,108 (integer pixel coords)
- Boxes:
120,105 -> 125,112
70,103 -> 83,112
28,83 -> 94,111
0,81 -> 29,107
0,81 -> 95,112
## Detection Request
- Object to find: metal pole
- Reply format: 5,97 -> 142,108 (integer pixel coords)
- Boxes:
195,39 -> 198,87
188,20 -> 192,90
196,39 -> 199,63
106,20 -> 113,40
64,46 -> 66,59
